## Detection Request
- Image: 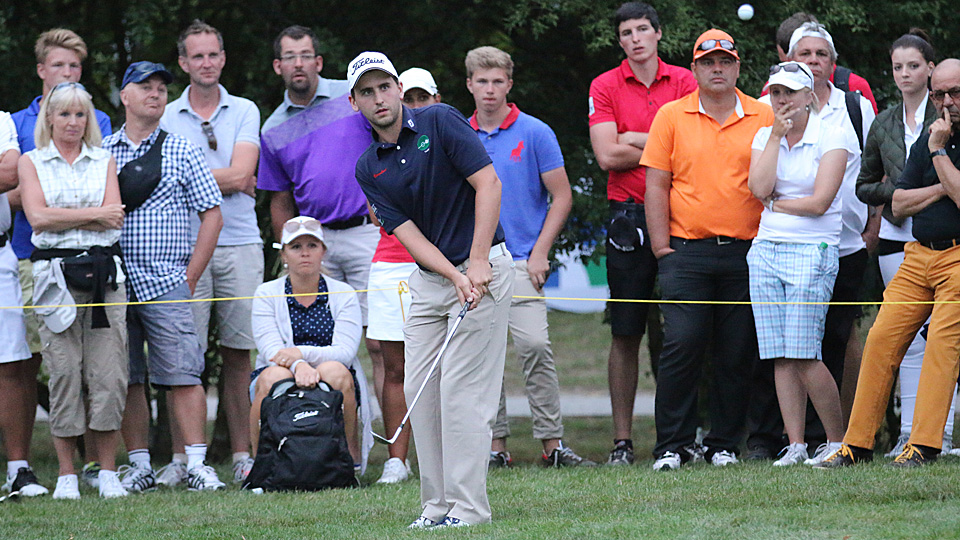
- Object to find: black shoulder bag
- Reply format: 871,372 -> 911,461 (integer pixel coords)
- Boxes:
118,130 -> 167,213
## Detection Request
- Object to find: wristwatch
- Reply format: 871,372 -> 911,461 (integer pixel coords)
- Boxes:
930,148 -> 948,159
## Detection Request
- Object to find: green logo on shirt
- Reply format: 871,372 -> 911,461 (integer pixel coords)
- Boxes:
417,135 -> 430,152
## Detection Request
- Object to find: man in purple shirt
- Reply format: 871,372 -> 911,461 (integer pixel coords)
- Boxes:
258,26 -> 380,364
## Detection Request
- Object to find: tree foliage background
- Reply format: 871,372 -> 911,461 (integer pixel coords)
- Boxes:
2,0 -> 958,260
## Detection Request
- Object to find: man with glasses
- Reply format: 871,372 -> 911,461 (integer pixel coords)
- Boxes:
258,27 -> 381,378
105,62 -> 225,492
4,28 -> 113,496
819,59 -> 960,468
588,1 -> 696,466
159,20 -> 261,486
641,29 -> 773,471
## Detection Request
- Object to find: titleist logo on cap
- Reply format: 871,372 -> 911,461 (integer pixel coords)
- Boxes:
350,57 -> 385,76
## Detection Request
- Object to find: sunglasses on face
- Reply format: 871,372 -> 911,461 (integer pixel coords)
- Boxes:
200,121 -> 217,151
698,39 -> 736,52
930,87 -> 960,103
283,219 -> 322,234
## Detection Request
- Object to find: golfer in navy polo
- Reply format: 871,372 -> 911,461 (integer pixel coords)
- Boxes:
349,52 -> 514,529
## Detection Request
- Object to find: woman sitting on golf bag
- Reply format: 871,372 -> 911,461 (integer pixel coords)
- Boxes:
250,216 -> 373,473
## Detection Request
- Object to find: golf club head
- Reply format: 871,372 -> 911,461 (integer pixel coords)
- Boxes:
0,491 -> 20,503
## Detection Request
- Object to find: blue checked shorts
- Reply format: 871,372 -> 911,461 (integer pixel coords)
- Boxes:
747,241 -> 839,360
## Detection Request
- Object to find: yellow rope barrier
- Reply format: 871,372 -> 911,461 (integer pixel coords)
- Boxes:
1,289 -> 949,311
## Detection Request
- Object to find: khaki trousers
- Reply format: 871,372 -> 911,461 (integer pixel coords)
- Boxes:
845,242 -> 960,450
493,260 -> 563,440
404,253 -> 514,524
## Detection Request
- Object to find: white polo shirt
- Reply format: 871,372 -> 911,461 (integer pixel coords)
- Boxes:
752,112 -> 846,245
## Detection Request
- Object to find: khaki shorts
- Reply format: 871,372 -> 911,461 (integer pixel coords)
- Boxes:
40,284 -> 128,437
18,259 -> 42,354
192,243 -> 263,352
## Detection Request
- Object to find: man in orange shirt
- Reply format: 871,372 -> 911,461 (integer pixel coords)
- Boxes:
641,29 -> 774,470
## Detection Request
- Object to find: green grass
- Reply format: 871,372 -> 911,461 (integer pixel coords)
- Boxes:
9,417 -> 960,540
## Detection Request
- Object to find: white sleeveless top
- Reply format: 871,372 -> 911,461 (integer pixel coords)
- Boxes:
28,143 -> 119,250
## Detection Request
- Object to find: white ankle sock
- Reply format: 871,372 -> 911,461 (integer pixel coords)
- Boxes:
172,453 -> 187,465
7,460 -> 28,478
99,469 -> 118,481
185,444 -> 207,470
232,452 -> 250,464
128,449 -> 151,468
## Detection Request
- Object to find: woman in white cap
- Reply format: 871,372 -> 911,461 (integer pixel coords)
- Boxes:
746,61 -> 848,466
249,216 -> 371,471
18,82 -> 128,499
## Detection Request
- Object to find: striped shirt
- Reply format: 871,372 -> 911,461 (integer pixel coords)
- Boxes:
103,126 -> 221,301
28,143 -> 119,250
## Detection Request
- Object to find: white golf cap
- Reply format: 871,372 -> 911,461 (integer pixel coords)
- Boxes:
277,216 -> 325,248
347,51 -> 399,91
399,67 -> 438,95
763,61 -> 815,93
788,22 -> 837,59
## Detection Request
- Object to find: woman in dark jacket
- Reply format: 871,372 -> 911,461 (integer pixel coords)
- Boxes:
854,30 -> 956,457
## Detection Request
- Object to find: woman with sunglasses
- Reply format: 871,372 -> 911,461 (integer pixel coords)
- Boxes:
249,216 -> 372,472
17,82 -> 128,499
854,30 -> 957,457
747,61 -> 848,466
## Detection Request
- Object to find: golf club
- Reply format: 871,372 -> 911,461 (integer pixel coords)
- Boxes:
0,491 -> 20,503
373,300 -> 471,445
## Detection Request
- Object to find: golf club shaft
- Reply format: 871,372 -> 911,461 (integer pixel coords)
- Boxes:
374,301 -> 471,444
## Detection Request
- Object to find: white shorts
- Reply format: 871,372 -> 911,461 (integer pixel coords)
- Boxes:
0,244 -> 31,364
365,261 -> 417,342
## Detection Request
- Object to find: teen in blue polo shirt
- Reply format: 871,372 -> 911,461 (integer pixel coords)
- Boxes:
464,46 -> 593,468
349,52 -> 514,529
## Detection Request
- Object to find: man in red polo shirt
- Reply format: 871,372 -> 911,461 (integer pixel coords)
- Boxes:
588,1 -> 696,466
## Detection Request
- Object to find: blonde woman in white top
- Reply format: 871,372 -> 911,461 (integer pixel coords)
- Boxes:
18,82 -> 128,499
747,62 -> 848,467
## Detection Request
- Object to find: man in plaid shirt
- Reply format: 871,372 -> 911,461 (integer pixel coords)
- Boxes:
103,62 -> 225,492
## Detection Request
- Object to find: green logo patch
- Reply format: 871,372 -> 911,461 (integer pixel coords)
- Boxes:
417,135 -> 430,152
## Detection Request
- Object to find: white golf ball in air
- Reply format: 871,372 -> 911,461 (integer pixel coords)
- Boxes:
738,3 -> 754,20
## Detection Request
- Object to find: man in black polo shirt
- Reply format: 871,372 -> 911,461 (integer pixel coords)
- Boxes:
819,59 -> 960,468
348,52 -> 514,528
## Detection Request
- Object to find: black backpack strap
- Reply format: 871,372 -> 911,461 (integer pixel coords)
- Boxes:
845,90 -> 864,151
834,65 -> 852,92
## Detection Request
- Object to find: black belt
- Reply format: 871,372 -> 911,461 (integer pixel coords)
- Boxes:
0,232 -> 6,248
609,200 -> 643,212
324,215 -> 371,230
920,238 -> 960,251
681,236 -> 746,245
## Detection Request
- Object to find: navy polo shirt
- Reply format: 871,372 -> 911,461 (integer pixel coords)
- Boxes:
897,131 -> 960,243
355,104 -> 505,267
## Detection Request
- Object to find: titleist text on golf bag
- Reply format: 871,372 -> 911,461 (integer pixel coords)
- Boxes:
244,378 -> 357,491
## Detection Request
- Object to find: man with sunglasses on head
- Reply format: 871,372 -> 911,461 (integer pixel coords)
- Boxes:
258,27 -> 382,387
818,59 -> 960,468
105,62 -> 225,492
159,20 -> 261,487
641,29 -> 773,471
4,28 -> 113,497
588,1 -> 696,466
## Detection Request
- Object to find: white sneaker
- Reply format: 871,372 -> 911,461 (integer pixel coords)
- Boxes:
156,461 -> 188,487
376,457 -> 410,484
232,457 -> 255,484
711,450 -> 738,467
948,447 -> 960,457
408,516 -> 442,529
773,443 -> 808,466
885,434 -> 909,458
186,463 -> 225,491
804,441 -> 843,466
118,463 -> 157,493
53,475 -> 81,500
653,451 -> 682,471
98,470 -> 128,499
